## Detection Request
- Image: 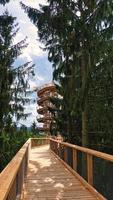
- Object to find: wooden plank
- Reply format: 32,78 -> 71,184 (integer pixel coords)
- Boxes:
22,145 -> 105,200
52,149 -> 106,200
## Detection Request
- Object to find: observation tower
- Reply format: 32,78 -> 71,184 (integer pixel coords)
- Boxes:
37,83 -> 56,132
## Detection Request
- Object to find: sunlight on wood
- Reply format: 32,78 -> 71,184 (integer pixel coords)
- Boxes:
22,145 -> 100,200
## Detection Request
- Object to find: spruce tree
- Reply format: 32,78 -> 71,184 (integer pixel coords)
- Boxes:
0,11 -> 34,131
0,0 -> 10,5
21,0 -> 113,148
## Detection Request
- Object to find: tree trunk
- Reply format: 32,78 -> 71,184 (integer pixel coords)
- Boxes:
82,102 -> 88,147
81,55 -> 89,148
81,56 -> 89,179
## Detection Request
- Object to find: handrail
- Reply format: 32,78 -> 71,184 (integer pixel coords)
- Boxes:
0,137 -> 49,200
31,138 -> 50,147
1,137 -> 111,200
49,138 -> 113,199
50,138 -> 113,162
0,139 -> 30,200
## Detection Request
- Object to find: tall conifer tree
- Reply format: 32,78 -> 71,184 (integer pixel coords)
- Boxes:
0,11 -> 34,130
22,0 -> 113,147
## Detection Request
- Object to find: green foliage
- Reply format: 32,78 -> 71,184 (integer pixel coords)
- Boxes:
22,1 -> 113,150
0,10 -> 35,171
49,82 -> 82,143
31,121 -> 39,135
0,127 -> 33,171
0,11 -> 35,130
0,0 -> 10,5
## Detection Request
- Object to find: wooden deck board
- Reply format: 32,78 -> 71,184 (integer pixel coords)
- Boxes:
22,145 -> 99,200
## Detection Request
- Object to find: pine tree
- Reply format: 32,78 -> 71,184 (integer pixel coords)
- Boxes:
0,0 -> 10,5
31,120 -> 39,135
49,82 -> 81,143
0,11 -> 34,131
21,0 -> 113,148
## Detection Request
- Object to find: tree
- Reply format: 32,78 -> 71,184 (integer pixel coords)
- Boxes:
0,0 -> 10,5
0,11 -> 34,131
31,121 -> 37,134
21,0 -> 113,149
49,81 -> 82,143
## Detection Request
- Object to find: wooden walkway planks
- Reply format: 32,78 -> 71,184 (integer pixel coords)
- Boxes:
22,145 -> 99,200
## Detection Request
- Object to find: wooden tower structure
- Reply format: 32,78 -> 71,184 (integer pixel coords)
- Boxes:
37,83 -> 56,132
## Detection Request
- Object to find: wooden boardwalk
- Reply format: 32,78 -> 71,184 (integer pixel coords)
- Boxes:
22,145 -> 99,200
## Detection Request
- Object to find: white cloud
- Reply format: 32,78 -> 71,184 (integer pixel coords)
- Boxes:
19,51 -> 32,62
20,102 -> 38,126
28,75 -> 46,91
5,0 -> 46,61
13,32 -> 25,44
22,41 -> 45,59
0,0 -> 53,127
19,19 -> 27,24
28,25 -> 37,34
36,75 -> 44,81
29,80 -> 37,90
21,0 -> 48,9
12,6 -> 45,60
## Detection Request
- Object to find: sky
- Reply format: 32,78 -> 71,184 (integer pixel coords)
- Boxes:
0,0 -> 53,127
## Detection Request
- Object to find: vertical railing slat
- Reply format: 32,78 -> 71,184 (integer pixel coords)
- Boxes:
64,146 -> 67,163
7,178 -> 16,200
73,149 -> 77,171
87,154 -> 93,186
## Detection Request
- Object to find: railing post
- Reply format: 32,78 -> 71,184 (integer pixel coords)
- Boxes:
59,143 -> 61,158
87,154 -> 93,186
55,141 -> 58,154
7,179 -> 16,200
49,139 -> 51,149
73,149 -> 77,171
64,146 -> 67,163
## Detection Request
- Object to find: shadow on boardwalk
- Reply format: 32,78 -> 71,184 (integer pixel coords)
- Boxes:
22,145 -> 97,200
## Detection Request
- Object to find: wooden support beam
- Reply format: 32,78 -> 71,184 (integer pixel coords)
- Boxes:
87,154 -> 93,186
73,149 -> 77,171
64,147 -> 67,163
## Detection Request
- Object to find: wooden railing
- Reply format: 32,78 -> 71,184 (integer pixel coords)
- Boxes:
31,138 -> 50,147
0,138 -> 49,200
1,137 -> 113,200
50,138 -> 113,200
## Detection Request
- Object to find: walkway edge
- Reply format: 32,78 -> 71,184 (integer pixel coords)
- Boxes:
50,150 -> 106,200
